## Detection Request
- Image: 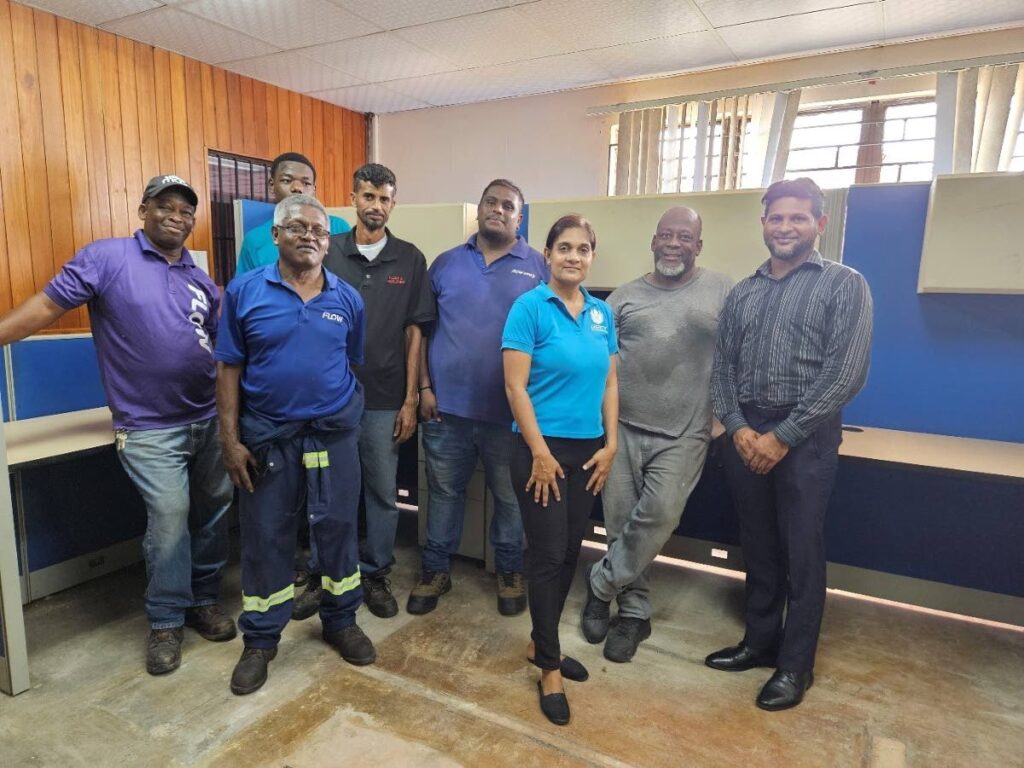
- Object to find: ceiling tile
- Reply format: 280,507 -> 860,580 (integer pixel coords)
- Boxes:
394,7 -> 557,67
303,32 -> 457,82
717,3 -> 884,61
518,0 -> 708,54
883,0 -> 1024,42
695,0 -> 875,29
220,51 -> 364,93
309,83 -> 431,113
329,0 -> 509,31
101,6 -> 278,63
387,51 -> 613,107
183,0 -> 381,48
19,0 -> 161,26
592,30 -> 737,80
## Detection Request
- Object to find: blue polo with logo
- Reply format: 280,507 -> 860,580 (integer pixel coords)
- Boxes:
428,234 -> 548,425
502,284 -> 618,439
215,263 -> 365,422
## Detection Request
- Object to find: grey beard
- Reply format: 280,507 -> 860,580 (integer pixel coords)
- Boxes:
655,260 -> 687,277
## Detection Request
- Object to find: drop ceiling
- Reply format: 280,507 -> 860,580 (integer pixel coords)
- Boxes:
20,0 -> 1024,113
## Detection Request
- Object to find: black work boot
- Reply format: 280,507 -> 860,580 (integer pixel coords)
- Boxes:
323,624 -> 377,666
184,604 -> 237,641
406,571 -> 451,615
603,617 -> 652,663
146,627 -> 184,675
580,574 -> 611,644
496,571 -> 527,616
362,573 -> 399,618
230,646 -> 278,695
292,578 -> 322,621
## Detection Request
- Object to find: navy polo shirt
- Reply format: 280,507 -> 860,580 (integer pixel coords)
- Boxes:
428,234 -> 548,425
502,284 -> 618,439
215,263 -> 365,422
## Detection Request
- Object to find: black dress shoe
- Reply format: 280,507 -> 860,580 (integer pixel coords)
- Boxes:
704,642 -> 777,672
536,681 -> 570,725
527,655 -> 589,682
756,668 -> 814,711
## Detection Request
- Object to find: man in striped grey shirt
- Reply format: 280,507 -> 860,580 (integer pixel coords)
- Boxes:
705,177 -> 873,712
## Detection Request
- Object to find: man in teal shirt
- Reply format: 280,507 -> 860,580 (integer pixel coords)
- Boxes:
235,152 -> 351,274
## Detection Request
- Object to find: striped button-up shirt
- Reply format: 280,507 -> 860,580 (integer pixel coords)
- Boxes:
712,251 -> 873,447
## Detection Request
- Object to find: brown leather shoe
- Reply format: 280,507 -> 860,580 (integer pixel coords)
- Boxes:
406,571 -> 451,615
184,604 -> 237,642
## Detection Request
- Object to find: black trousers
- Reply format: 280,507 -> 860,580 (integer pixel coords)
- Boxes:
721,406 -> 842,673
512,434 -> 603,670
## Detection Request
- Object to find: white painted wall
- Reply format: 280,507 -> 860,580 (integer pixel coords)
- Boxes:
378,29 -> 1024,204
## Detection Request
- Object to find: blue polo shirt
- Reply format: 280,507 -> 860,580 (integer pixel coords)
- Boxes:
215,263 -> 365,422
502,284 -> 618,439
236,215 -> 351,275
428,234 -> 548,425
43,230 -> 219,430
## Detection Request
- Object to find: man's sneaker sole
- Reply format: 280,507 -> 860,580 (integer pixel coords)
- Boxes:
603,620 -> 652,663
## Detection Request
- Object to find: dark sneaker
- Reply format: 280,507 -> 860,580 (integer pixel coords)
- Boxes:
230,646 -> 277,695
362,573 -> 399,619
580,575 -> 611,644
323,624 -> 377,666
406,571 -> 451,615
184,604 -> 237,642
146,627 -> 184,675
292,579 -> 322,621
497,571 -> 527,616
603,617 -> 652,663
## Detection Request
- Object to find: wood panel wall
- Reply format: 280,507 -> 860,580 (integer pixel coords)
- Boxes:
0,0 -> 367,331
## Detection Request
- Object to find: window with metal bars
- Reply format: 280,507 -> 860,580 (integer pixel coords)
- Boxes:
207,149 -> 273,286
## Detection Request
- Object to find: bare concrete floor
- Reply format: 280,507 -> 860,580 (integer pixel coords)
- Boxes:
2,517 -> 1022,768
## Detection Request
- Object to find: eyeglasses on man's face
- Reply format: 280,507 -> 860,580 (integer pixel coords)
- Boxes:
279,221 -> 331,239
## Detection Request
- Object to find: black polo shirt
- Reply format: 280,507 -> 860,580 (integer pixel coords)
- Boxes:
324,228 -> 435,410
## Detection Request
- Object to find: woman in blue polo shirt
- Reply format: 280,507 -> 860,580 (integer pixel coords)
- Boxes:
502,214 -> 618,726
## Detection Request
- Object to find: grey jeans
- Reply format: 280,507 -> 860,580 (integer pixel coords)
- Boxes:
590,421 -> 709,620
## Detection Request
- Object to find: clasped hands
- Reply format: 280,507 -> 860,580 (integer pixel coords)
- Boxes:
733,427 -> 789,475
527,445 -> 615,507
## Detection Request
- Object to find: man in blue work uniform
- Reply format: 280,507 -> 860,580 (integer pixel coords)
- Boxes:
0,174 -> 236,676
411,179 -> 548,616
216,193 -> 374,695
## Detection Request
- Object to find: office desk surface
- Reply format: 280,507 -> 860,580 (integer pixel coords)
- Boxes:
4,408 -> 113,467
841,426 -> 1024,479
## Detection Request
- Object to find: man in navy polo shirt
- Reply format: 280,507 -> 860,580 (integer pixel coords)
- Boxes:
0,174 -> 236,676
216,193 -> 374,695
410,179 -> 548,616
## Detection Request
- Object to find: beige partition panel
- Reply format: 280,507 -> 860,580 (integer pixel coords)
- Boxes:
327,204 -> 477,264
918,173 -> 1024,294
527,190 -> 770,289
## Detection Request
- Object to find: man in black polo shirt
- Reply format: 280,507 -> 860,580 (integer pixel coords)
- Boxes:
324,163 -> 435,618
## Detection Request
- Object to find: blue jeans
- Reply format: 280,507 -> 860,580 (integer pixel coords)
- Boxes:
421,413 -> 524,573
359,408 -> 401,577
116,417 -> 232,630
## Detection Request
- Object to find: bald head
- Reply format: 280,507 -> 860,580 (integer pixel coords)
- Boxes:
651,206 -> 703,283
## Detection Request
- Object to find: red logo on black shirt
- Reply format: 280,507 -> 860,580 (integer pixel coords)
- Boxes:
386,275 -> 406,285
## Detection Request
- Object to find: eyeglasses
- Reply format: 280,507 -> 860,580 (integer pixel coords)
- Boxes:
280,222 -> 330,239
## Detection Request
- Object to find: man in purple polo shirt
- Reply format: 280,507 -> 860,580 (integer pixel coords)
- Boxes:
0,175 -> 236,676
410,179 -> 548,616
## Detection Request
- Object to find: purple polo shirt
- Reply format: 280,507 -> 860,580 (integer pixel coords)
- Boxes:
43,230 -> 219,430
428,234 -> 548,425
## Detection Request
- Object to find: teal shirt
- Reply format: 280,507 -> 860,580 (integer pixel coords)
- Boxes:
236,215 -> 351,274
502,284 -> 618,439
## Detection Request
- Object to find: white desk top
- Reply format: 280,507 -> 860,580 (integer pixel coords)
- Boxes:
840,426 -> 1024,479
3,408 -> 113,466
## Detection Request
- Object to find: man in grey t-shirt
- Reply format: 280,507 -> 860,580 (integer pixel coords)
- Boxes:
581,206 -> 732,662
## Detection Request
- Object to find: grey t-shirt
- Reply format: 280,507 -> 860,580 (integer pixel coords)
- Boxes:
608,268 -> 733,439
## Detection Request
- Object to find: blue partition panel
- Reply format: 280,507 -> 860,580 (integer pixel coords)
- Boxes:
841,183 -> 1024,443
239,199 -> 275,233
11,338 -> 106,419
21,449 -> 145,571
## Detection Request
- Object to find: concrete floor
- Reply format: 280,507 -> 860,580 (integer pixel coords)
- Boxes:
2,516 -> 1023,768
